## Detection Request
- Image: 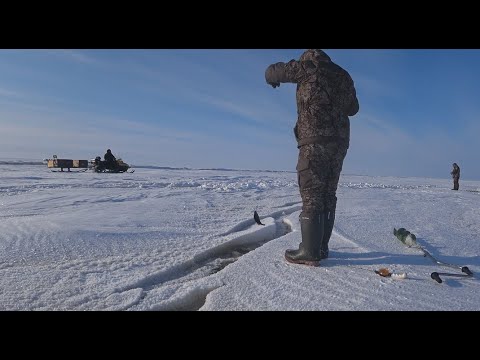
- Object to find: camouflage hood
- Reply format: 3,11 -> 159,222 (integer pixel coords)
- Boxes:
299,49 -> 331,63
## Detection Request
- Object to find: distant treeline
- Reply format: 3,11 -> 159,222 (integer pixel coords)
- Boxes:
0,160 -> 44,165
0,160 -> 296,173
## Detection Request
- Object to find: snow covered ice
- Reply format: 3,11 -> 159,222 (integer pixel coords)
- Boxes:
1,163 -> 479,310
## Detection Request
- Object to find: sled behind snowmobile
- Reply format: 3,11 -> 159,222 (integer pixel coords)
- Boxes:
46,155 -> 89,172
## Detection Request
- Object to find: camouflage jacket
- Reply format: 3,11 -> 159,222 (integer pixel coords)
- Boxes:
451,164 -> 460,179
265,50 -> 359,147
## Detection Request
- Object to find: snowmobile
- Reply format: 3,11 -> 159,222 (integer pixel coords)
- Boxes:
91,156 -> 134,173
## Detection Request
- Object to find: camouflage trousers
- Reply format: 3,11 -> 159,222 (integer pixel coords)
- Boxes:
296,142 -> 348,217
453,176 -> 459,190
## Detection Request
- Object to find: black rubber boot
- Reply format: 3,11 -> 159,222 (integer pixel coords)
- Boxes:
285,213 -> 324,266
321,209 -> 335,259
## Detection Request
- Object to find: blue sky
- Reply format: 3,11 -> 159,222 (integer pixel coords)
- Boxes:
1,49 -> 480,180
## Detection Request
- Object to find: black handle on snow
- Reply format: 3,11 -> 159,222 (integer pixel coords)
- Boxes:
431,271 -> 473,283
431,272 -> 442,283
462,266 -> 473,275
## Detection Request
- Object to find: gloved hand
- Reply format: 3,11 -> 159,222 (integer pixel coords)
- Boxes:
265,64 -> 280,88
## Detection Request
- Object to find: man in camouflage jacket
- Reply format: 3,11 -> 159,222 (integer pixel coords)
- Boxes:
265,49 -> 359,266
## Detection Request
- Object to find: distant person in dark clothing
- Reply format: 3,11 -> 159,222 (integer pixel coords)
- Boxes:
104,149 -> 117,170
451,163 -> 460,190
